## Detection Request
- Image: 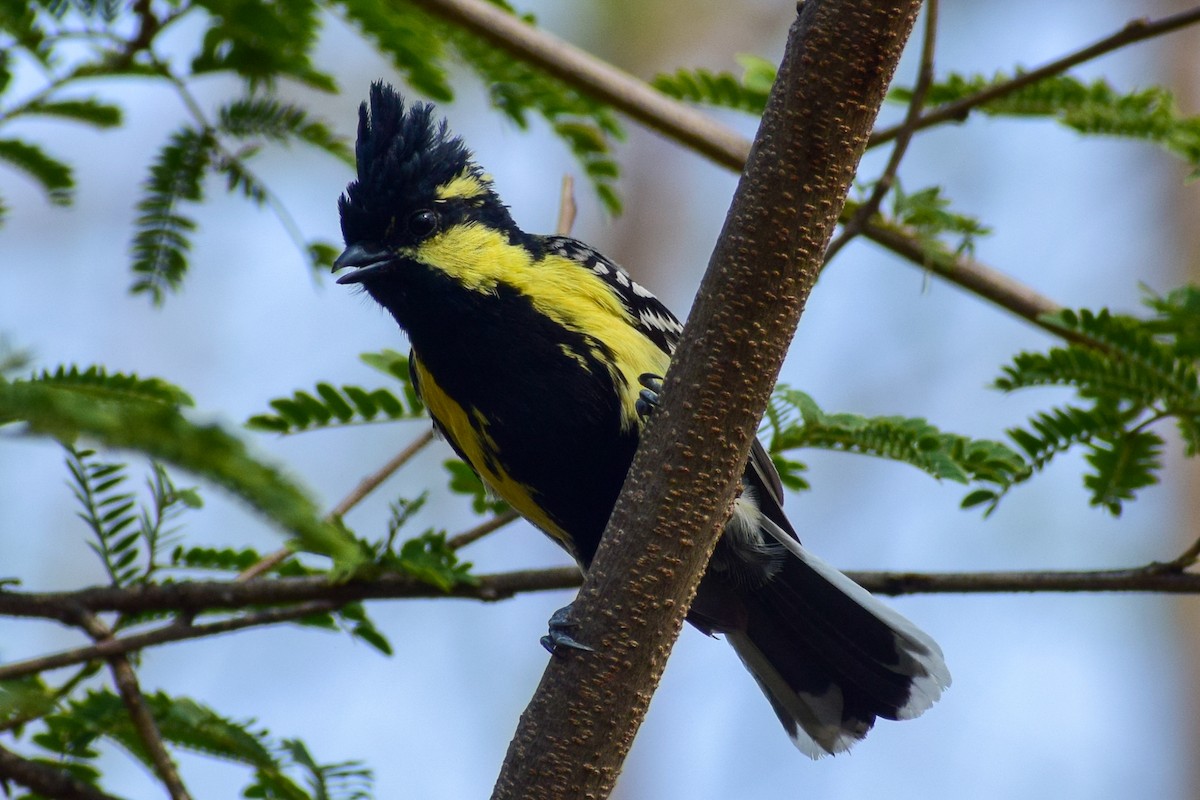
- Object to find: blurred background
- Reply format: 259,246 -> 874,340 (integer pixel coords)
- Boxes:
2,0 -> 1199,797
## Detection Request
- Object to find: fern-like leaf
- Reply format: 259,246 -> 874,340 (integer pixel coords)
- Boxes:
130,126 -> 215,304
282,739 -> 373,800
1084,429 -> 1162,515
65,446 -> 141,586
1,375 -> 369,570
190,0 -> 334,91
0,137 -> 73,205
763,387 -> 1027,513
887,182 -> 991,257
247,381 -> 423,433
217,97 -> 352,164
652,55 -> 774,115
23,365 -> 194,408
22,96 -> 122,128
894,73 -> 1200,174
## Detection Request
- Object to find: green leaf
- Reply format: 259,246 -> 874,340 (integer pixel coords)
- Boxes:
23,97 -> 122,128
130,126 -> 215,304
172,545 -> 264,573
436,4 -> 625,213
1,677 -> 58,728
1,374 -> 369,570
1084,429 -> 1163,515
763,386 -> 1028,511
893,73 -> 1200,174
247,381 -> 423,433
0,137 -> 73,205
334,0 -> 454,101
217,97 -> 353,164
888,182 -> 991,258
388,531 -> 475,591
652,60 -> 771,115
191,0 -> 334,91
444,459 -> 508,515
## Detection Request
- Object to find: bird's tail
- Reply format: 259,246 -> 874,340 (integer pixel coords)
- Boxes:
722,527 -> 950,758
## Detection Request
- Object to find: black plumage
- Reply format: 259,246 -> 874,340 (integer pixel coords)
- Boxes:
334,82 -> 949,756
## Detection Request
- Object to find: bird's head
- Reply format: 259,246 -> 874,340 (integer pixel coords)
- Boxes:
334,82 -> 516,287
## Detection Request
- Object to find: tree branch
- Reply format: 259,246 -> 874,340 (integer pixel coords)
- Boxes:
490,3 -> 922,797
0,741 -> 122,800
406,0 -> 750,170
410,0 -> 1072,340
825,0 -> 938,264
869,5 -> 1200,147
0,567 -> 584,622
78,613 -> 192,800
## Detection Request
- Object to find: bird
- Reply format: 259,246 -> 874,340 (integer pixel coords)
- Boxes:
333,81 -> 949,757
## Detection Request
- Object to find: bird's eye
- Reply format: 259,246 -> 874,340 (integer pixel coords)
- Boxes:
409,209 -> 438,239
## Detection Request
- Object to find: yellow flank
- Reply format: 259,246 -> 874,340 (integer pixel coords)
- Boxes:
411,222 -> 672,429
435,170 -> 489,201
410,357 -> 570,548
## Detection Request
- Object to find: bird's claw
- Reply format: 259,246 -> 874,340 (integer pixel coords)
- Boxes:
635,373 -> 664,421
540,604 -> 595,655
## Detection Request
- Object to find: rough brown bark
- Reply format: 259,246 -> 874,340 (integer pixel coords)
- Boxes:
489,2 -> 923,798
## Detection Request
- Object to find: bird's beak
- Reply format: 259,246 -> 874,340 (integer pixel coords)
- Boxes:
333,243 -> 395,285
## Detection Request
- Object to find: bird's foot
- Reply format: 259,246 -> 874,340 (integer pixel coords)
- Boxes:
635,373 -> 664,421
540,603 -> 595,654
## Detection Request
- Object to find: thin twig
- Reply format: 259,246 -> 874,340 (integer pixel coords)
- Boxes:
78,613 -> 193,800
0,602 -> 340,682
236,428 -> 437,580
0,741 -> 122,800
825,0 -> 938,265
860,218 -> 1065,330
447,509 -> 521,550
329,428 -> 436,519
556,175 -> 577,236
870,5 -> 1200,147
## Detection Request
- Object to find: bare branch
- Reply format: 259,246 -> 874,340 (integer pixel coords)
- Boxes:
0,602 -> 340,682
826,0 -> 938,264
555,175 -> 577,236
77,613 -> 192,800
0,567 -> 584,622
330,428 -> 435,519
406,0 -> 750,170
447,509 -> 521,550
852,564 -> 1200,595
491,4 -> 922,797
237,428 -> 438,580
870,5 -> 1200,147
0,741 -> 123,800
860,218 -> 1063,327
5,559 -> 1200,685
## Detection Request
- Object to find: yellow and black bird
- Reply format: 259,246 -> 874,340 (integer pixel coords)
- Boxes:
333,82 -> 949,757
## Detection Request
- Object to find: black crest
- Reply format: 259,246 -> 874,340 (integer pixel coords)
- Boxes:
338,83 -> 478,246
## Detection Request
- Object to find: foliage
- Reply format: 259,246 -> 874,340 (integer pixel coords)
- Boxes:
248,351 -> 424,433
652,54 -> 776,115
892,73 -> 1200,175
0,366 -> 368,569
4,2 -> 1200,798
996,292 -> 1200,514
28,690 -> 374,800
762,387 -> 1028,514
885,182 -> 991,258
